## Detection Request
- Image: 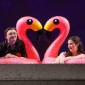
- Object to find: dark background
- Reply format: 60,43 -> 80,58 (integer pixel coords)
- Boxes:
0,0 -> 85,60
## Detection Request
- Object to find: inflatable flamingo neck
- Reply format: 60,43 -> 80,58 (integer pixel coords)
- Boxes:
44,17 -> 70,59
22,33 -> 40,61
47,29 -> 69,57
17,26 -> 40,61
16,17 -> 41,61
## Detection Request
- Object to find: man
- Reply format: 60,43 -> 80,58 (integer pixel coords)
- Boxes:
0,27 -> 27,58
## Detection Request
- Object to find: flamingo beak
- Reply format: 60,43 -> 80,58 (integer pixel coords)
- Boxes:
44,21 -> 54,32
31,21 -> 42,31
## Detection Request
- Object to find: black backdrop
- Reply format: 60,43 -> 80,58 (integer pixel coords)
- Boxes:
0,0 -> 85,60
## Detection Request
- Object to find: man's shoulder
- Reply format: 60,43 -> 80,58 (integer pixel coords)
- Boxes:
0,41 -> 8,50
16,40 -> 25,45
0,41 -> 7,46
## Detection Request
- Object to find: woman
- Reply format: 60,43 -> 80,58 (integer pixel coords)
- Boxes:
56,36 -> 85,64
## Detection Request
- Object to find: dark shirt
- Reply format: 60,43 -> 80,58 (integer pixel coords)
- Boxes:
0,40 -> 27,57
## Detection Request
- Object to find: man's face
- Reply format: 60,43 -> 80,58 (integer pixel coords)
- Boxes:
5,29 -> 17,44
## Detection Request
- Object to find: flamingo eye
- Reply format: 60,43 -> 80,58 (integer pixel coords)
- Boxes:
26,19 -> 33,25
53,19 -> 59,24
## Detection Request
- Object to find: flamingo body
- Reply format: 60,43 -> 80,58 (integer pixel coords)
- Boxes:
65,55 -> 85,64
0,57 -> 40,64
42,16 -> 70,64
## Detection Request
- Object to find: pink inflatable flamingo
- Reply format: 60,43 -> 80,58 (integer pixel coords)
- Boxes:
42,16 -> 70,64
0,16 -> 42,64
65,55 -> 85,64
0,57 -> 39,64
16,16 -> 42,63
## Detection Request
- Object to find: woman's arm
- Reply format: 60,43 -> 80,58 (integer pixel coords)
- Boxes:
55,52 -> 66,64
60,54 -> 85,64
64,54 -> 85,60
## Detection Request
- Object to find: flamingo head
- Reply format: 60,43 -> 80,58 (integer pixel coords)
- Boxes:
44,16 -> 70,32
16,16 -> 42,39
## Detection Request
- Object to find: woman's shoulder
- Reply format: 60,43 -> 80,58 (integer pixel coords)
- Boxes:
59,51 -> 67,58
78,53 -> 85,56
60,51 -> 67,55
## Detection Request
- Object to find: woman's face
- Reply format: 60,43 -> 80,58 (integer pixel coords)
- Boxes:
68,39 -> 78,53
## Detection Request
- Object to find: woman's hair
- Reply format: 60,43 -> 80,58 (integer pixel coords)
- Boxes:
66,36 -> 84,56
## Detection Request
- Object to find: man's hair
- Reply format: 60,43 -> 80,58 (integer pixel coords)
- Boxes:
4,27 -> 16,36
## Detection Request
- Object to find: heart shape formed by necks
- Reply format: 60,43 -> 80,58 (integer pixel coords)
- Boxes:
42,16 -> 70,64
